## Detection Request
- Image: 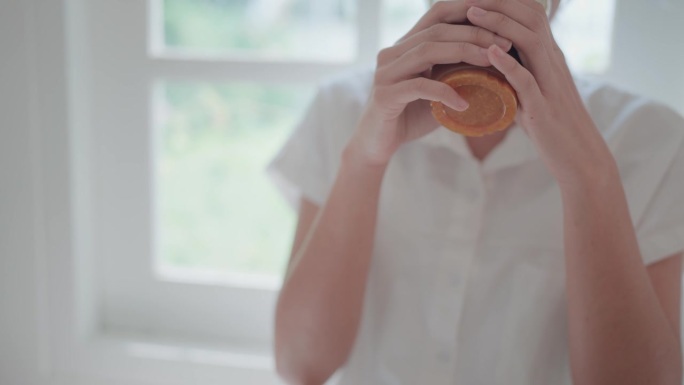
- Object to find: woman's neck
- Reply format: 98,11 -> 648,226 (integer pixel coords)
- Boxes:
465,127 -> 510,162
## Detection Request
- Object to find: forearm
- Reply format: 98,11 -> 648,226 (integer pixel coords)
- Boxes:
562,161 -> 682,385
275,141 -> 387,384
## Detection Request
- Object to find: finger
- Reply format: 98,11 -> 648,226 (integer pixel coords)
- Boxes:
396,0 -> 472,44
384,23 -> 512,62
487,44 -> 544,111
378,77 -> 471,113
464,0 -> 550,34
466,6 -> 551,80
378,42 -> 491,84
517,0 -> 553,23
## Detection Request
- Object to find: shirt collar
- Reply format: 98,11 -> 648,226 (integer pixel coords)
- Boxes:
417,121 -> 539,172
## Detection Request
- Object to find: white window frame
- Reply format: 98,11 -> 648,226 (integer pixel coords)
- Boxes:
87,0 -> 383,352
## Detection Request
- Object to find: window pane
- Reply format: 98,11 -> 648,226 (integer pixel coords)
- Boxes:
160,0 -> 357,61
552,0 -> 616,74
380,0 -> 426,49
154,82 -> 314,280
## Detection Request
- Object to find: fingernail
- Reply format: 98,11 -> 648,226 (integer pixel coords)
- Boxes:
492,44 -> 506,57
470,6 -> 487,17
494,36 -> 512,51
455,99 -> 470,111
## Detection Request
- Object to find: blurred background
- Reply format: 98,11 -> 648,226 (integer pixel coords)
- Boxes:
1,0 -> 683,384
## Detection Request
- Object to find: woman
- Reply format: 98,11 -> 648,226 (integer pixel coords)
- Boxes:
267,0 -> 684,384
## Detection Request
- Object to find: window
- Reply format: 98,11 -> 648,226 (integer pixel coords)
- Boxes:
89,0 -> 376,355
155,0 -> 357,61
152,0 -> 359,289
84,0 -> 616,359
552,0 -> 617,74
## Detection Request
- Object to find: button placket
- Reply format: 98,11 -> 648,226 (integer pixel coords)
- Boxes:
425,161 -> 486,383
428,259 -> 462,339
460,164 -> 485,239
425,240 -> 478,385
465,185 -> 480,201
447,167 -> 488,381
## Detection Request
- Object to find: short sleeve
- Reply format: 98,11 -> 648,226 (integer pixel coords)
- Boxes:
265,85 -> 338,210
635,137 -> 684,266
629,104 -> 684,266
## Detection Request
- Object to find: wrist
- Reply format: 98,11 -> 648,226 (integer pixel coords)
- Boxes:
337,143 -> 389,195
559,156 -> 621,199
342,135 -> 394,172
556,134 -> 619,192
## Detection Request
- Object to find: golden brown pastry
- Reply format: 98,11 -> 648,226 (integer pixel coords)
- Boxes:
430,65 -> 518,137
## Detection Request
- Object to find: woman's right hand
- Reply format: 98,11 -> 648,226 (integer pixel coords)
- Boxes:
346,0 -> 512,167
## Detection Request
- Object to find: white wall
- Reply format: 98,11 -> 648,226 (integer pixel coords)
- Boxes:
0,0 -> 682,384
0,0 -> 50,383
605,0 -> 684,113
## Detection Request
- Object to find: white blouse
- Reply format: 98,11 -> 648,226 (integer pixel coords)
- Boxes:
266,66 -> 684,385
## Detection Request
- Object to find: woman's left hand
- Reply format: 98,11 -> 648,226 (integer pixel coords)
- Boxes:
464,0 -> 616,188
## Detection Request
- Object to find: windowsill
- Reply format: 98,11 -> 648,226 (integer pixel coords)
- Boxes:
155,264 -> 283,292
52,329 -> 283,385
98,329 -> 275,370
